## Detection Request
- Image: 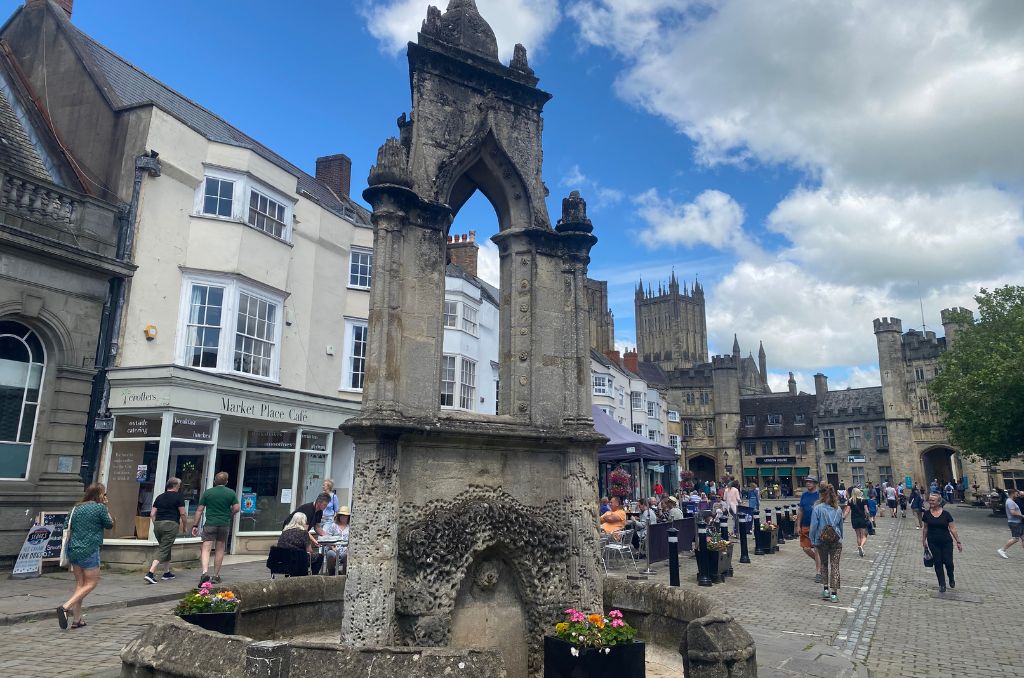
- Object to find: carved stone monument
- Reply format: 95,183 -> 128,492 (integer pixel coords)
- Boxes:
340,1 -> 605,675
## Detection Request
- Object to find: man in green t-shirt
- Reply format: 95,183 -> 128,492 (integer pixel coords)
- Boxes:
191,471 -> 239,584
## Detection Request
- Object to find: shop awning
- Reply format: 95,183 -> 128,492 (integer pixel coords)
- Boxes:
592,406 -> 678,463
795,467 -> 811,476
777,467 -> 793,476
760,467 -> 775,476
743,468 -> 758,477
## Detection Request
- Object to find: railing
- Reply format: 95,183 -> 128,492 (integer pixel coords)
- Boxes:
0,163 -> 120,258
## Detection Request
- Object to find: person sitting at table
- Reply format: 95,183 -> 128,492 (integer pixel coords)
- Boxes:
667,496 -> 685,521
276,513 -> 322,575
282,493 -> 330,537
600,497 -> 627,539
599,496 -> 611,515
323,506 -> 350,573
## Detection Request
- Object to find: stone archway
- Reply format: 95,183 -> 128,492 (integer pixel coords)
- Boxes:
341,2 -> 604,675
922,447 -> 957,486
688,454 -> 717,483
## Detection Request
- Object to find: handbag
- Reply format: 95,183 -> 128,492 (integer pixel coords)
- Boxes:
59,506 -> 76,568
867,522 -> 875,536
922,545 -> 934,568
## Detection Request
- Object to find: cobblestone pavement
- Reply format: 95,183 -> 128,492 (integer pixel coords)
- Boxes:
864,503 -> 1022,678
0,601 -> 167,677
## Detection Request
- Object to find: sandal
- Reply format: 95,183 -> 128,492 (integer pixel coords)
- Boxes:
57,606 -> 69,630
70,620 -> 87,629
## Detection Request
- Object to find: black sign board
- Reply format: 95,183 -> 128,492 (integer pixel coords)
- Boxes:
171,414 -> 215,441
756,456 -> 796,465
40,511 -> 68,560
114,415 -> 162,438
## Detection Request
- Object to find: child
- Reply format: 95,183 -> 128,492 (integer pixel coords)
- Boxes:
867,495 -> 878,528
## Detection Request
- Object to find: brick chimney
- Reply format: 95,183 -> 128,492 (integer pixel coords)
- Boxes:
315,154 -> 352,199
814,373 -> 829,397
623,350 -> 639,375
604,350 -> 621,367
446,231 -> 479,278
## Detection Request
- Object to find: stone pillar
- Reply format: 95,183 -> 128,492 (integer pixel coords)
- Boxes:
245,641 -> 291,678
562,444 -> 603,613
341,434 -> 401,645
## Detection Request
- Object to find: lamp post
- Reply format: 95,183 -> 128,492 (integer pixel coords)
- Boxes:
812,426 -> 823,480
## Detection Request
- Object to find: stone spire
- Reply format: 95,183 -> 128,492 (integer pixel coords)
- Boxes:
420,0 -> 500,61
788,371 -> 797,395
758,341 -> 768,387
732,334 -> 741,358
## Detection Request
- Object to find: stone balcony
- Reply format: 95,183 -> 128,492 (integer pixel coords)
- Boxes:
0,162 -> 123,262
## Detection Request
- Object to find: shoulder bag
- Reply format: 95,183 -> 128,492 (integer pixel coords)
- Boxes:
923,545 -> 934,568
59,506 -> 76,568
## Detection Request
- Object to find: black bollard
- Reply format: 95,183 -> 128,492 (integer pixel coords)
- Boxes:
696,524 -> 713,586
787,505 -> 798,539
668,527 -> 681,587
719,514 -> 729,542
753,515 -> 765,556
776,507 -> 786,545
782,505 -> 791,538
739,513 -> 751,563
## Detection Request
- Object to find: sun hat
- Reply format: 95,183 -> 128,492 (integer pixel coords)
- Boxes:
338,505 -> 351,516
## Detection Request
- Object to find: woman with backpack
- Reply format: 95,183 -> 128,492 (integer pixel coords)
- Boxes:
810,483 -> 845,603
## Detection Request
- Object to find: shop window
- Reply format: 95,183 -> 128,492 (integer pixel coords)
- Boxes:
105,415 -> 164,538
0,321 -> 44,479
348,249 -> 373,289
341,319 -> 368,391
241,429 -> 297,532
179,275 -> 283,381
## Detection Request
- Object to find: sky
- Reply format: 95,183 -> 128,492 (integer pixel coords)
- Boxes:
8,0 -> 1021,393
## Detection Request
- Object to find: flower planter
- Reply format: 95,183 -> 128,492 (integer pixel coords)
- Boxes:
770,528 -> 779,552
707,548 -> 730,583
755,529 -> 773,555
178,611 -> 237,635
543,636 -> 645,678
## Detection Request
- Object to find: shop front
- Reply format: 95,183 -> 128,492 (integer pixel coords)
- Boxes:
745,456 -> 812,498
98,367 -> 359,565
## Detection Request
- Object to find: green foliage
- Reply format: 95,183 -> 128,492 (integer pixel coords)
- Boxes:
173,582 -> 240,615
931,286 -> 1024,463
554,609 -> 637,650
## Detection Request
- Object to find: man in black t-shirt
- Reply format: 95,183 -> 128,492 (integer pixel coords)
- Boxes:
282,493 -> 330,537
145,478 -> 187,584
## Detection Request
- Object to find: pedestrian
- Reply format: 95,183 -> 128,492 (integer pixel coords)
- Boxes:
944,481 -> 955,504
144,477 -> 187,584
838,482 -> 847,503
320,479 -> 339,526
885,483 -> 898,518
866,482 -> 877,503
996,489 -> 1023,559
747,482 -> 761,515
867,493 -> 878,528
899,489 -> 908,518
724,481 -> 741,536
58,482 -> 114,630
929,478 -> 939,495
910,486 -> 924,529
653,481 -> 664,496
191,471 -> 240,585
921,492 -> 962,592
600,496 -> 627,537
599,496 -> 610,515
846,487 -> 870,557
796,476 -> 823,583
810,483 -> 844,603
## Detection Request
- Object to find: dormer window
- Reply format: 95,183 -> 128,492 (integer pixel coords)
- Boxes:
196,168 -> 294,242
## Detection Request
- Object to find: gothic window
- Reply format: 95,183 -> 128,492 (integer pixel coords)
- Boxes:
914,367 -> 925,381
706,419 -> 715,436
918,398 -> 929,413
0,321 -> 44,480
683,421 -> 694,437
700,391 -> 710,405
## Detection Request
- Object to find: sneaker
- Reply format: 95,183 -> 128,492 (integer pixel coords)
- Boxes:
144,572 -> 158,585
161,572 -> 176,581
939,584 -> 946,593
814,573 -> 823,583
200,573 -> 211,585
948,579 -> 955,589
821,589 -> 830,600
830,593 -> 839,603
997,549 -> 1009,559
858,546 -> 864,557
212,575 -> 222,584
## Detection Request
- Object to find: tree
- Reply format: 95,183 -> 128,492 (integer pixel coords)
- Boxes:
930,286 -> 1024,463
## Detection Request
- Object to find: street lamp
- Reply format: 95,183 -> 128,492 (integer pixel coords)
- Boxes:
812,426 -> 823,479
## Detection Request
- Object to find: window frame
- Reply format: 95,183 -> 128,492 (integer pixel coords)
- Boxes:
874,425 -> 889,450
459,358 -> 477,410
592,374 -> 610,396
767,414 -> 782,425
247,187 -> 289,239
348,248 -> 373,290
667,410 -> 680,422
176,273 -> 285,382
0,321 -> 45,481
340,317 -> 369,392
443,301 -> 459,328
440,355 -> 457,407
847,426 -> 862,450
460,304 -> 479,336
822,428 -> 836,451
194,168 -> 294,243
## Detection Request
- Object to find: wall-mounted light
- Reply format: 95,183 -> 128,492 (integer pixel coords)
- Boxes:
143,324 -> 158,341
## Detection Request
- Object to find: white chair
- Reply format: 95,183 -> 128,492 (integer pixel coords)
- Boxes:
603,529 -> 637,572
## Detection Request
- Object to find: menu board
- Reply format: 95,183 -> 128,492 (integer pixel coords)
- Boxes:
301,431 -> 329,451
106,441 -> 146,538
171,414 -> 215,441
40,511 -> 69,560
114,415 -> 162,439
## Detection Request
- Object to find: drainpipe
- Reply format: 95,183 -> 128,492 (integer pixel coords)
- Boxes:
80,151 -> 161,485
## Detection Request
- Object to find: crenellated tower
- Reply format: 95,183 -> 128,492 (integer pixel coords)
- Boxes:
634,271 -> 708,371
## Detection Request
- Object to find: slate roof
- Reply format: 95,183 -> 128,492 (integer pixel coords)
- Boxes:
446,263 -> 498,307
0,63 -> 51,181
739,393 -> 816,439
48,2 -> 370,225
816,387 -> 885,419
636,361 -> 669,387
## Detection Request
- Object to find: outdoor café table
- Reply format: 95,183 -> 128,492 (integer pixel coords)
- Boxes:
317,536 -> 346,575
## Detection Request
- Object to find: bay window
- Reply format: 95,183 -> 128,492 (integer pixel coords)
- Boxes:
196,170 -> 293,242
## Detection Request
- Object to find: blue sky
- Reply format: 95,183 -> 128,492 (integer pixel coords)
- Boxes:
8,0 -> 1021,392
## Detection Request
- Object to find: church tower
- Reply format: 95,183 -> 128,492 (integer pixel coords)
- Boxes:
634,272 -> 709,372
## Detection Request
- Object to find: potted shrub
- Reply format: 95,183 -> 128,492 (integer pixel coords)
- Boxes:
173,581 -> 240,634
545,608 -> 644,678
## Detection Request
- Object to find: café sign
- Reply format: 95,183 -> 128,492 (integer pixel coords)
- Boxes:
756,456 -> 796,465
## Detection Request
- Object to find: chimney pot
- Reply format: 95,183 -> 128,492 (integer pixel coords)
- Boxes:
623,351 -> 639,374
446,231 -> 480,278
814,373 -> 828,397
315,154 -> 352,200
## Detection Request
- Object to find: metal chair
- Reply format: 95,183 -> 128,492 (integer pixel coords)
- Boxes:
602,529 -> 637,572
266,546 -> 311,578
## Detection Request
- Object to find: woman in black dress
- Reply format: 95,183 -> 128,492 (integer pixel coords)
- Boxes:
846,487 -> 871,557
921,492 -> 962,592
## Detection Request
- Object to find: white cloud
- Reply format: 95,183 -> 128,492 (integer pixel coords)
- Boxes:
614,338 -> 635,355
360,0 -> 561,61
560,164 -> 624,209
766,370 -> 810,394
635,189 -> 746,251
477,239 -> 501,288
829,366 -> 882,391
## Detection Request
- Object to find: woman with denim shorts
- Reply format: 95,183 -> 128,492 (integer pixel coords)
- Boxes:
59,482 -> 114,630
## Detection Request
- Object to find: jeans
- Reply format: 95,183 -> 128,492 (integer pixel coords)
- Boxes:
928,539 -> 954,587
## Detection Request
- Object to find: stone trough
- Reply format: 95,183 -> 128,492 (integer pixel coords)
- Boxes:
119,575 -> 756,677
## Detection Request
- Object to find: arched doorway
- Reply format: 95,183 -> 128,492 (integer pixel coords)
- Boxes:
688,455 -> 716,484
922,447 -> 957,487
0,320 -> 45,480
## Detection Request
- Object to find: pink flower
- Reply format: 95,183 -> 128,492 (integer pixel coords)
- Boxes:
611,619 -> 625,628
570,611 -> 586,623
564,608 -> 577,615
608,610 -> 623,619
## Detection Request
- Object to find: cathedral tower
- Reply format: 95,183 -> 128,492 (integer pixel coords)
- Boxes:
634,272 -> 709,372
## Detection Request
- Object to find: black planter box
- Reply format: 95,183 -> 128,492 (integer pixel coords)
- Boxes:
179,611 -> 238,635
770,528 -> 779,552
755,528 -> 772,554
544,635 -> 645,678
707,548 -> 729,583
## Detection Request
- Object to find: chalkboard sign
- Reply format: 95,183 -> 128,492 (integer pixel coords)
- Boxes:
114,415 -> 162,439
171,414 -> 215,441
40,511 -> 68,561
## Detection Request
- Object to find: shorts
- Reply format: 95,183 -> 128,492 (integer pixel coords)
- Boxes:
1010,523 -> 1023,539
201,524 -> 230,544
887,499 -> 898,509
72,550 -> 100,570
799,526 -> 812,549
153,520 -> 179,562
